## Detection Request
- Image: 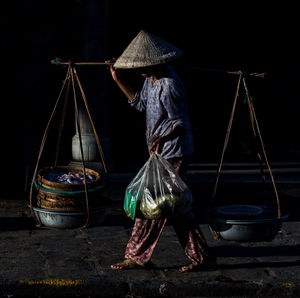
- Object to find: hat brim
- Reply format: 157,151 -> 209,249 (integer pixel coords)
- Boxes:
113,30 -> 183,69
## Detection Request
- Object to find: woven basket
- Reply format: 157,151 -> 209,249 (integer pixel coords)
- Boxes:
37,166 -> 101,191
35,166 -> 104,211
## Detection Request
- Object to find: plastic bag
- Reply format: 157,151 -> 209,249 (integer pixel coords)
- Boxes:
124,152 -> 193,220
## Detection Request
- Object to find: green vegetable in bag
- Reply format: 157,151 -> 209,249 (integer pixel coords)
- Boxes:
124,189 -> 141,220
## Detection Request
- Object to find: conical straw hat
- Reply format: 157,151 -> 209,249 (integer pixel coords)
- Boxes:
113,30 -> 183,69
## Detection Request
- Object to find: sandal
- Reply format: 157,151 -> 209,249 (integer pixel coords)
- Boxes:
110,259 -> 143,270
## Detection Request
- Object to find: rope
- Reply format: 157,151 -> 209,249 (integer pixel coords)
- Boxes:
246,100 -> 281,219
210,72 -> 281,229
247,96 -> 266,182
211,73 -> 242,203
30,63 -> 110,229
55,70 -> 71,166
73,68 -> 109,174
29,64 -> 72,227
242,76 -> 281,218
70,67 -> 90,228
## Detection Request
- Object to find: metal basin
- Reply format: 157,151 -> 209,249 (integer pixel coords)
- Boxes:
205,205 -> 289,242
32,206 -> 107,229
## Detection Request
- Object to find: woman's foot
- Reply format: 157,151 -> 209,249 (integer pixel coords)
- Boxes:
111,259 -> 143,270
179,260 -> 217,272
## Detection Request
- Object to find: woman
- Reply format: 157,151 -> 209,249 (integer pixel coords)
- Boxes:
108,30 -> 216,272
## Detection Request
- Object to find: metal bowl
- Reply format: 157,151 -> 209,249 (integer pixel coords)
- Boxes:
205,205 -> 289,242
32,206 -> 107,229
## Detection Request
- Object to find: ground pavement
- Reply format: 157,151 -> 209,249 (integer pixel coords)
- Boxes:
0,165 -> 299,297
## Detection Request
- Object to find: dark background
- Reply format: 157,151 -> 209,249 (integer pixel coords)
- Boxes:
1,1 -> 299,197
108,1 -> 300,166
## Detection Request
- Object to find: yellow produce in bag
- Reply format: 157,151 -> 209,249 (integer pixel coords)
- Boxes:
124,152 -> 192,220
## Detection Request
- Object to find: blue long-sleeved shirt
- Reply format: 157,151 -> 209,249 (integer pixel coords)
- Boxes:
130,66 -> 194,159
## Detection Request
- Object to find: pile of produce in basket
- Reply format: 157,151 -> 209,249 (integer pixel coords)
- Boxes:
44,171 -> 96,184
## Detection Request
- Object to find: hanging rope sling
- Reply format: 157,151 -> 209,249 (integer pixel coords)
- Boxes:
29,63 -> 109,229
209,71 -> 281,240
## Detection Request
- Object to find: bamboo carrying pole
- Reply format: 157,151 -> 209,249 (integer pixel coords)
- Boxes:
51,57 -> 266,78
51,58 -> 113,67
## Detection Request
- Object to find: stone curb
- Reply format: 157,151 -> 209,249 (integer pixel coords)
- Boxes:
1,279 -> 300,297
